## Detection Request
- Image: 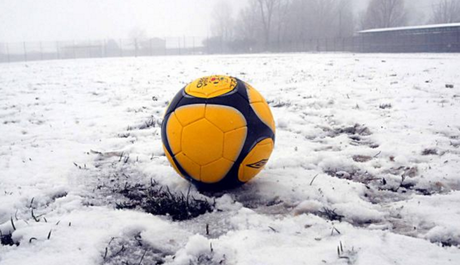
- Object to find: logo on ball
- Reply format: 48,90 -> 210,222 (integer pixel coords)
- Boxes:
161,75 -> 275,190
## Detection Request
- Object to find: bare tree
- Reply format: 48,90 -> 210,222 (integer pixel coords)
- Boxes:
211,0 -> 234,41
274,0 -> 291,49
129,27 -> 148,54
235,1 -> 260,41
231,0 -> 356,51
360,0 -> 408,30
431,0 -> 460,24
255,0 -> 278,48
335,0 -> 354,37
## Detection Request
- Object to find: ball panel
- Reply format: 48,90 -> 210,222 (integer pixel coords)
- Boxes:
250,102 -> 276,134
163,145 -> 185,179
223,127 -> 247,162
175,152 -> 201,181
245,82 -> 264,103
161,75 -> 276,190
205,105 -> 247,132
238,138 -> 274,182
164,88 -> 186,117
201,158 -> 234,183
182,119 -> 224,166
166,113 -> 182,155
185,75 -> 237,99
175,104 -> 206,126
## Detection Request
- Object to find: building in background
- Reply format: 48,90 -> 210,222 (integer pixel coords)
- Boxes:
358,23 -> 460,52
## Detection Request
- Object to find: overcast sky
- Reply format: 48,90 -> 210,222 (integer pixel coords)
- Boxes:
0,0 -> 245,42
0,0 -> 435,43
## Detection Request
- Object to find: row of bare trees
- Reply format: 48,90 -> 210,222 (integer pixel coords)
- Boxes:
207,0 -> 460,52
209,0 -> 354,51
431,0 -> 460,24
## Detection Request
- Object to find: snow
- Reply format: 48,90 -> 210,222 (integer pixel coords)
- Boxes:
359,22 -> 460,34
1,53 -> 460,264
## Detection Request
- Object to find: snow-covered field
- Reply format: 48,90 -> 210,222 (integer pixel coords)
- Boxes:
1,53 -> 460,265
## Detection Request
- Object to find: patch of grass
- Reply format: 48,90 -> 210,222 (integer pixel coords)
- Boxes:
337,241 -> 358,264
102,233 -> 170,265
0,230 -> 18,246
318,207 -> 344,222
324,167 -> 377,184
379,103 -> 392,109
352,155 -> 373,163
333,124 -> 372,137
115,180 -> 214,221
325,124 -> 378,148
267,100 -> 291,108
384,166 -> 418,178
421,148 -> 438,156
138,116 -> 158,130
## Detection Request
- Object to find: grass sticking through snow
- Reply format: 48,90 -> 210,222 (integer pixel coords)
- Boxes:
115,180 -> 214,221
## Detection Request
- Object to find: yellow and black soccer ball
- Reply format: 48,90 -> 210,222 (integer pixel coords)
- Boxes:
161,75 -> 275,190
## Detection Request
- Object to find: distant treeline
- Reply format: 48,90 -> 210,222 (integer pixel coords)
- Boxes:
206,0 -> 460,53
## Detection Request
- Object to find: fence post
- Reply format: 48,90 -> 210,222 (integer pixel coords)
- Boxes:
119,39 -> 123,57
73,40 -> 77,59
56,41 -> 60,59
182,36 -> 187,54
103,39 -> 107,57
149,38 -> 153,56
23,42 -> 28,62
192,37 -> 195,55
40,42 -> 43,60
6,43 -> 10,63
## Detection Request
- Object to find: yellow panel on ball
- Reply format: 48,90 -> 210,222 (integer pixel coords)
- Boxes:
245,82 -> 264,103
251,102 -> 276,134
201,158 -> 234,183
185,75 -> 237,99
163,145 -> 184,179
175,152 -> 201,181
205,105 -> 247,132
238,138 -> 274,182
223,127 -> 247,162
166,113 -> 182,155
175,104 -> 206,126
182,119 -> 224,165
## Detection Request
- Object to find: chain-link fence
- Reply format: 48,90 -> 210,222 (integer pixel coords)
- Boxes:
1,29 -> 460,63
0,37 -> 207,63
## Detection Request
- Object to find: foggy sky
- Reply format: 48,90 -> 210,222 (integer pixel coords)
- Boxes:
0,0 -> 246,42
0,0 -> 438,43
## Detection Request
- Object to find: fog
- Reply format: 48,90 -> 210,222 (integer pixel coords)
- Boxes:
0,0 -> 441,43
0,0 -> 247,42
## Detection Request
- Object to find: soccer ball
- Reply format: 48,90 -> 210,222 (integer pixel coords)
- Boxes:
161,75 -> 275,190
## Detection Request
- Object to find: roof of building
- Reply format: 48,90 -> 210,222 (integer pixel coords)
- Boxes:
359,23 -> 460,34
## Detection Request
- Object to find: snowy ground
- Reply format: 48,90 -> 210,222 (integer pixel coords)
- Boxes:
1,53 -> 460,265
